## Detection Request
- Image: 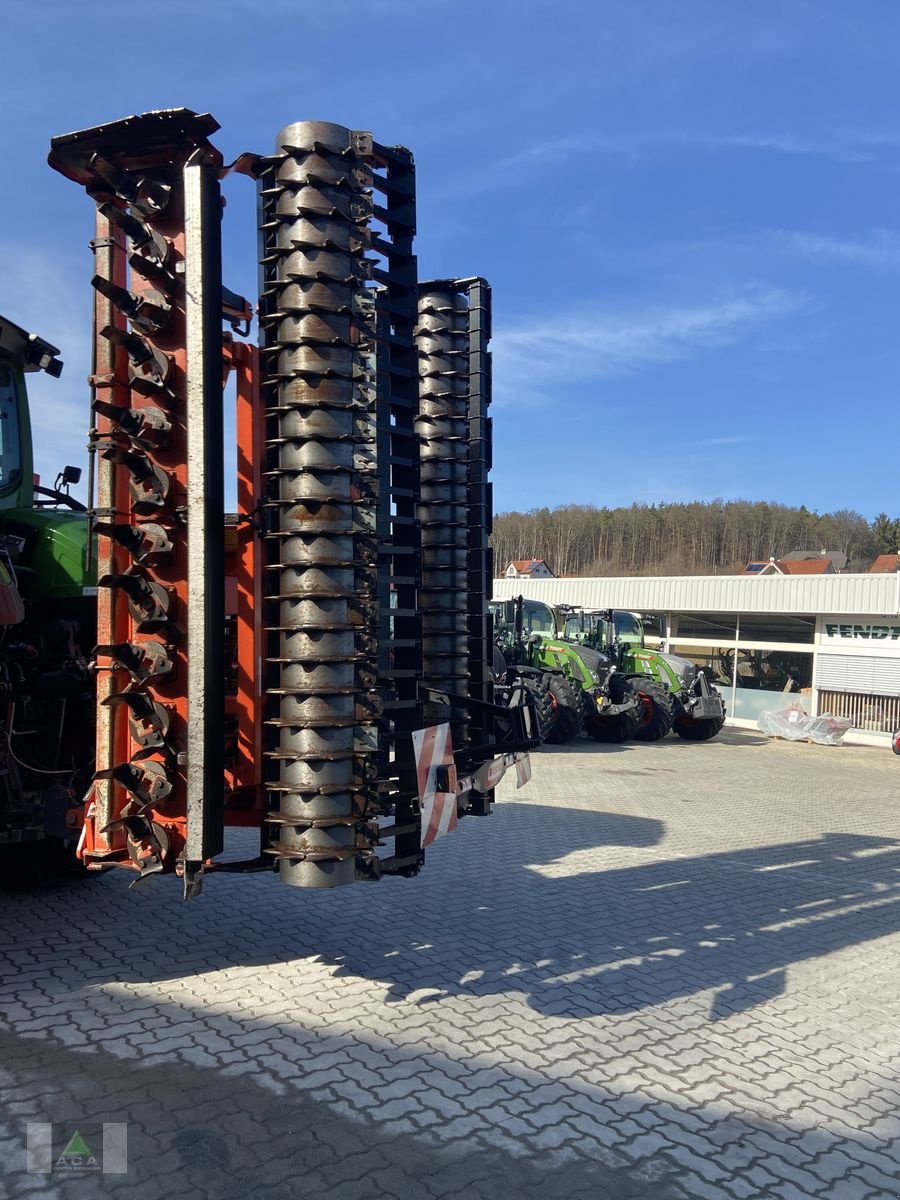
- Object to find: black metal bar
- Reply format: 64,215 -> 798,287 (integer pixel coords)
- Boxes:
465,278 -> 495,818
376,146 -> 423,873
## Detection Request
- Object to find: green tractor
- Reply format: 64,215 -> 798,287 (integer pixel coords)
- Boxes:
0,313 -> 96,875
490,596 -> 644,743
564,607 -> 727,741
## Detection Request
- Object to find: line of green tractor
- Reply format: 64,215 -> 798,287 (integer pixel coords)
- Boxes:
490,596 -> 726,746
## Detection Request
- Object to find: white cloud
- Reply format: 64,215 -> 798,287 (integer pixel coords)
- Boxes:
492,136 -> 622,175
784,229 -> 900,268
491,284 -> 816,406
683,133 -> 875,165
430,135 -> 626,201
679,435 -> 754,448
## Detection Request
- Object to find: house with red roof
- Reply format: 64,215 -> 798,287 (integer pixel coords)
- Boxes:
504,559 -> 555,579
742,557 -> 835,576
869,554 -> 900,574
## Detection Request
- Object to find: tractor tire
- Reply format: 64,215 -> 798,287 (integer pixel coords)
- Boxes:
545,673 -> 585,744
0,839 -> 90,889
631,679 -> 676,742
522,674 -> 555,741
673,714 -> 725,741
585,675 -> 642,743
577,686 -> 595,729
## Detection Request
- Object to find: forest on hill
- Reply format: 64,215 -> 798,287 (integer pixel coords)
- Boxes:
491,501 -> 900,578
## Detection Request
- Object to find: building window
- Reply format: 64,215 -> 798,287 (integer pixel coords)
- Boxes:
728,649 -> 814,721
674,613 -> 738,640
736,614 -> 815,645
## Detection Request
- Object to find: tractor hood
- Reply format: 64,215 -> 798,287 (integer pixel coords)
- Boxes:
0,507 -> 95,600
655,651 -> 698,687
570,641 -> 614,680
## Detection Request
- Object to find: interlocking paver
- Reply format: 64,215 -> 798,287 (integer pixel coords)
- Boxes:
3,730 -> 900,1198
849,1162 -> 900,1196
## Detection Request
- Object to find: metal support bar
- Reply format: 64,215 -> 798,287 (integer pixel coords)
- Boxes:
88,209 -> 131,859
183,160 -> 225,885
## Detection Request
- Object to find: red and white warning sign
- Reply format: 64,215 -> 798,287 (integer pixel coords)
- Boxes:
412,723 -> 458,848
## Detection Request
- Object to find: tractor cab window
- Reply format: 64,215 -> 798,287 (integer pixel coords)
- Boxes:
564,616 -> 583,639
522,601 -> 555,635
613,612 -> 643,645
0,364 -> 22,492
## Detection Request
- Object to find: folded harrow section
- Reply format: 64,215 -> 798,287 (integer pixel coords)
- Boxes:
49,110 -> 226,892
47,108 -> 533,896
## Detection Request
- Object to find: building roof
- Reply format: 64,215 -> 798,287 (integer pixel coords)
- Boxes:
782,549 -> 848,570
741,558 -> 833,576
778,559 -> 834,575
492,572 -> 900,616
507,559 -> 553,574
869,554 -> 900,574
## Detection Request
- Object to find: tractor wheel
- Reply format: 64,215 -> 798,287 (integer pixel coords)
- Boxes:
545,674 -> 585,744
631,679 -> 676,742
673,714 -> 726,741
522,674 -> 555,740
0,839 -> 90,889
577,686 -> 595,729
585,675 -> 642,743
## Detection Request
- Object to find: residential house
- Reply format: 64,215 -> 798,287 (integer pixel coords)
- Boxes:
742,557 -> 835,576
504,559 -> 555,579
868,554 -> 900,574
781,549 -> 848,571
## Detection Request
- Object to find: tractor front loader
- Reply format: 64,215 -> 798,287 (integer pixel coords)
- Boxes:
0,108 -> 541,897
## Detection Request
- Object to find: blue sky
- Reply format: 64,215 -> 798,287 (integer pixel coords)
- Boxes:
2,0 -> 900,518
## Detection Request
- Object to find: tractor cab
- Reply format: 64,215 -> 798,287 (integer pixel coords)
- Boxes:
0,314 -> 92,605
521,598 -> 556,635
584,609 -> 645,650
489,596 -> 557,659
562,608 -> 646,655
612,611 -> 644,646
0,313 -> 60,513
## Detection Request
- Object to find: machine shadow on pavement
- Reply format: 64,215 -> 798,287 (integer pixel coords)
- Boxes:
0,1021 -> 682,1200
4,803 -> 900,1023
4,795 -> 900,1198
324,825 -> 900,1021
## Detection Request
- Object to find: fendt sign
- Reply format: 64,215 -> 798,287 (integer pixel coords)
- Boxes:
823,622 -> 900,642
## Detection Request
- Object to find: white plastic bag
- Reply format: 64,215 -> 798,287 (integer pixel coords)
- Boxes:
758,704 -> 808,740
803,714 -> 853,745
758,705 -> 852,746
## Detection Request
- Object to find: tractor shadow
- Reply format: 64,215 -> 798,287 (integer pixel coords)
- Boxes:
4,794 -> 900,1023
324,823 -> 900,1022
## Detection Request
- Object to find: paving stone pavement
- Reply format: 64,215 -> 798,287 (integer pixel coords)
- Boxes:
2,728 -> 900,1198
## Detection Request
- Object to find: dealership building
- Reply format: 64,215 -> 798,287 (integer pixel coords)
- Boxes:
492,573 -> 900,746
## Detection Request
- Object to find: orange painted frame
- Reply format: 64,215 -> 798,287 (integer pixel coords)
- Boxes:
224,340 -> 266,826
